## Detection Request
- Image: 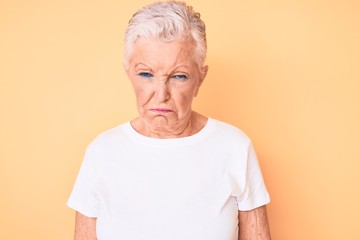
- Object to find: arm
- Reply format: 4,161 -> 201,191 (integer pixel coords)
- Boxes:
74,211 -> 97,240
238,205 -> 271,240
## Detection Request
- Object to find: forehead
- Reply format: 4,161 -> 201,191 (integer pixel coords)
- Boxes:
129,38 -> 197,69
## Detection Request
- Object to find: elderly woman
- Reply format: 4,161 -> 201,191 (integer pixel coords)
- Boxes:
67,1 -> 271,240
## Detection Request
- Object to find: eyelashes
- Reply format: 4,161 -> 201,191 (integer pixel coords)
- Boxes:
138,72 -> 153,78
172,74 -> 187,80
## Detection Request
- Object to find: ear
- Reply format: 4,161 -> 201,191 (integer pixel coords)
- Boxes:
123,61 -> 130,74
123,62 -> 133,83
194,65 -> 208,97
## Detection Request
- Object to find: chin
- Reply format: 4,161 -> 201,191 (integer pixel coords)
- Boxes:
149,115 -> 179,126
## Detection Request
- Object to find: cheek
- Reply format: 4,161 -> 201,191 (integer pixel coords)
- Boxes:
131,81 -> 150,101
175,87 -> 197,109
134,90 -> 150,108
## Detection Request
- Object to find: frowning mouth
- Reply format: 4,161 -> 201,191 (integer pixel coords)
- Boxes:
150,108 -> 173,113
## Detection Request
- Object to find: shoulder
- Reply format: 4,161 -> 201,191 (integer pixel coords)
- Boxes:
86,122 -> 131,151
210,118 -> 252,145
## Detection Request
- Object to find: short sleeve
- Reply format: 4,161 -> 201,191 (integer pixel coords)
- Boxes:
67,144 -> 100,217
235,142 -> 270,211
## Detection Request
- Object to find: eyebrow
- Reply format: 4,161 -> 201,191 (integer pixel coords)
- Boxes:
134,63 -> 190,73
134,63 -> 151,69
173,65 -> 190,70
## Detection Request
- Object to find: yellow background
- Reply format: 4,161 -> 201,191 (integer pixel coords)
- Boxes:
1,0 -> 359,239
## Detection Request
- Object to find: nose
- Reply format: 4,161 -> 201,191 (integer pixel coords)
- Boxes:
154,81 -> 170,103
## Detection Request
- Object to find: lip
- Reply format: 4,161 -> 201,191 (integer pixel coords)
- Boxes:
150,108 -> 173,113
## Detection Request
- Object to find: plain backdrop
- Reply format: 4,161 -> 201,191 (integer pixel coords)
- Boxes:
1,0 -> 359,239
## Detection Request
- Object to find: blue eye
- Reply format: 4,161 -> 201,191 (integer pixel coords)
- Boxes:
172,75 -> 187,80
139,72 -> 153,78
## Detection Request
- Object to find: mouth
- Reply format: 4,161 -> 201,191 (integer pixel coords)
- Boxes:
150,108 -> 173,113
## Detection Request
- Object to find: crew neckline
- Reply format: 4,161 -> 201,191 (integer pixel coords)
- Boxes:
123,118 -> 216,148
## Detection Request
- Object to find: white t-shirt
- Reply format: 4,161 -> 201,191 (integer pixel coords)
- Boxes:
67,118 -> 270,240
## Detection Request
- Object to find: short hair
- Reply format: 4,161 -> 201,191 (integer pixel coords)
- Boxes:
124,1 -> 207,70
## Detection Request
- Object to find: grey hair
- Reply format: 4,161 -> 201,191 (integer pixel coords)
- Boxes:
124,1 -> 207,70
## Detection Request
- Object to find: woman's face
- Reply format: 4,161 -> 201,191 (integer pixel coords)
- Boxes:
125,38 -> 207,131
